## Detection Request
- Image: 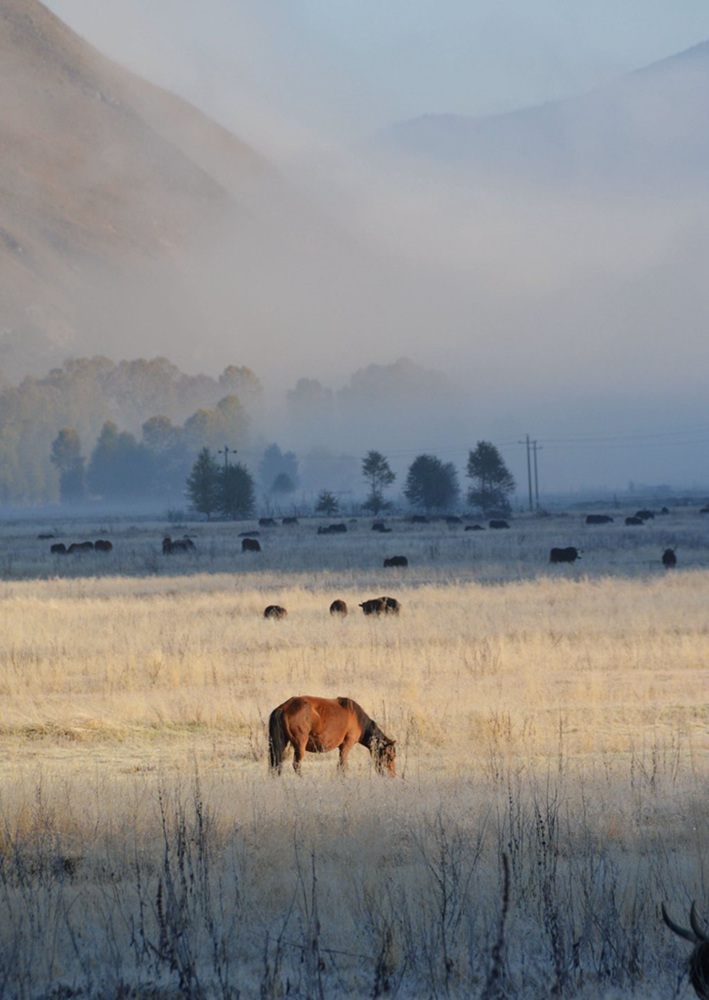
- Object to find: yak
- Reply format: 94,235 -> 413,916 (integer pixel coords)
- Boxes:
359,596 -> 401,616
264,605 -> 287,620
549,546 -> 581,564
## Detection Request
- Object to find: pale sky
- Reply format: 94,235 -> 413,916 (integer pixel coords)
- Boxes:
44,0 -> 709,152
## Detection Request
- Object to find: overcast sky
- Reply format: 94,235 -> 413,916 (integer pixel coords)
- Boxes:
44,0 -> 709,152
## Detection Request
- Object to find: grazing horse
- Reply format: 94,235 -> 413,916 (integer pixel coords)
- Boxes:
662,903 -> 709,999
268,695 -> 396,776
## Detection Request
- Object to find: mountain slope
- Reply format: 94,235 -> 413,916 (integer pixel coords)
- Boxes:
0,0 -> 268,375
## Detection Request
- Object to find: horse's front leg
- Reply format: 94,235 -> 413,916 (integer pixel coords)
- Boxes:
292,742 -> 305,774
338,743 -> 353,774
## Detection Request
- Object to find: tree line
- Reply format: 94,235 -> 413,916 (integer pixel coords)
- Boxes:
183,443 -> 516,519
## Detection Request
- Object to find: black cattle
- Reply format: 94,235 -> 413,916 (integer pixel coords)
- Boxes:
662,903 -> 709,1000
489,519 -> 510,529
239,530 -> 260,538
162,536 -> 195,554
68,541 -> 94,553
635,509 -> 655,520
329,599 -> 348,616
383,556 -> 408,568
359,596 -> 401,616
549,546 -> 581,564
625,516 -> 644,526
94,539 -> 113,552
585,514 -> 614,525
259,517 -> 278,527
264,605 -> 287,620
662,548 -> 677,568
38,533 -> 56,540
50,542 -> 67,554
282,517 -> 299,525
318,523 -> 348,535
372,521 -> 391,533
465,524 -> 485,531
242,537 -> 261,553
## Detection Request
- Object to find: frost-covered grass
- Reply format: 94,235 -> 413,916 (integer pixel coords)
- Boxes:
0,509 -> 708,997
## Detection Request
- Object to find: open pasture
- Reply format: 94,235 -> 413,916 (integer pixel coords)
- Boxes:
0,507 -> 708,998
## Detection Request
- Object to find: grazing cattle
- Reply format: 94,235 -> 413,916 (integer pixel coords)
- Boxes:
372,521 -> 391,533
242,537 -> 262,553
585,514 -> 614,525
549,546 -> 581,564
259,517 -> 278,527
359,596 -> 401,616
383,556 -> 408,568
662,903 -> 709,1000
37,533 -> 56,540
239,530 -> 260,538
68,541 -> 94,553
329,599 -> 348,616
94,539 -> 113,552
162,536 -> 195,554
625,516 -> 644,526
282,517 -> 299,525
465,524 -> 485,531
268,695 -> 396,776
636,509 -> 655,520
264,605 -> 287,620
50,542 -> 67,554
489,519 -> 510,530
662,548 -> 677,568
317,522 -> 348,535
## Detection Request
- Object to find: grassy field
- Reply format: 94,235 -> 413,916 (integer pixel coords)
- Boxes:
0,507 -> 708,998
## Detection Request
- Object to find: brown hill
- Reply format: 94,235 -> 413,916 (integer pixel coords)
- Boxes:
0,0 -> 268,377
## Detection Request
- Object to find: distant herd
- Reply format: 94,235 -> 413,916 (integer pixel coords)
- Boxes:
44,508 -> 686,576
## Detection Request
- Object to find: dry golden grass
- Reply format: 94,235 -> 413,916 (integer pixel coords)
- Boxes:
0,511 -> 708,997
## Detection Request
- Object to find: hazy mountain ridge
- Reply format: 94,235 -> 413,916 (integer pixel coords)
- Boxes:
374,40 -> 709,191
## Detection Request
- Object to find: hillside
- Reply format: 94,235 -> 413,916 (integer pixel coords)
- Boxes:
374,41 -> 709,192
0,0 -> 268,377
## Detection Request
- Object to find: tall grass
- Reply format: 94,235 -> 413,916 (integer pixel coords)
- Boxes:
0,510 -> 707,997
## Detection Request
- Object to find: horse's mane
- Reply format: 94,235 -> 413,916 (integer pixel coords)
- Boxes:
337,696 -> 379,745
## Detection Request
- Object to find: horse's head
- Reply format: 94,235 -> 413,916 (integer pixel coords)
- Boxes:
373,737 -> 397,776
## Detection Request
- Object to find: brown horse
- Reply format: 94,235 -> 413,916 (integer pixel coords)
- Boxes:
268,695 -> 396,776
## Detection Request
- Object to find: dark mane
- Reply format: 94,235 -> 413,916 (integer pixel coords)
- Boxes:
337,696 -> 378,746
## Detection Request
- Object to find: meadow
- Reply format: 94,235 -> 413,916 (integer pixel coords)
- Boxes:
0,506 -> 708,999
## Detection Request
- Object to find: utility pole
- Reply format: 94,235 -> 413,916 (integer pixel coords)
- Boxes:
532,440 -> 541,509
218,445 -> 236,470
519,435 -> 533,511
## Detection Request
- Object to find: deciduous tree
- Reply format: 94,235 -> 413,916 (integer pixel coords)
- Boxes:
466,441 -> 515,515
361,450 -> 395,514
404,454 -> 459,514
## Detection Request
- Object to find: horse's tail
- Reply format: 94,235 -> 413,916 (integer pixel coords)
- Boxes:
268,706 -> 287,772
